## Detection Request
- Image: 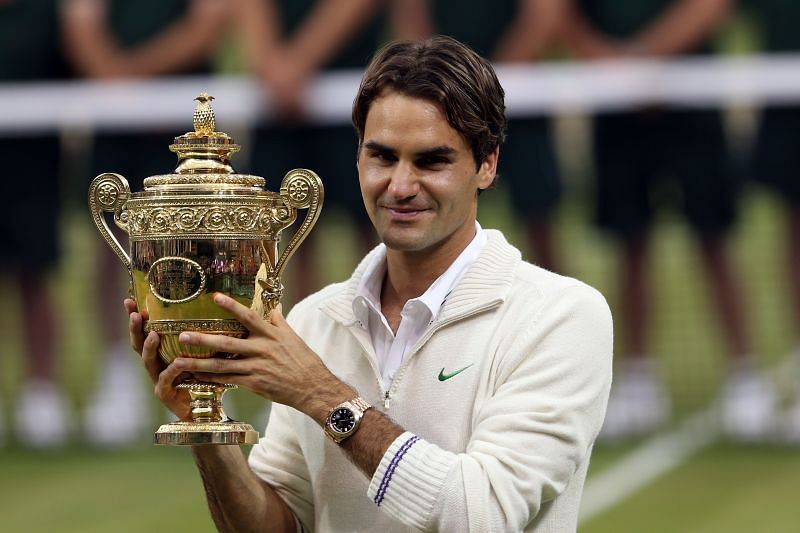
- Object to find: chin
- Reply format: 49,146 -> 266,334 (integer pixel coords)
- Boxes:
379,232 -> 430,253
381,238 -> 422,252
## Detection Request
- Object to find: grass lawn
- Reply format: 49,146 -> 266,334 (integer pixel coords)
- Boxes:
0,446 -> 214,532
582,444 -> 800,533
0,442 -> 797,532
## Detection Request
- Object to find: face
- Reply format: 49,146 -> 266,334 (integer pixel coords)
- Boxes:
357,90 -> 498,258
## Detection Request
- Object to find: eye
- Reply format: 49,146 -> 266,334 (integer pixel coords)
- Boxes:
416,155 -> 450,169
369,150 -> 397,165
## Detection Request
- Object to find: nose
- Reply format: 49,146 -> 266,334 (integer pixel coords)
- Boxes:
387,161 -> 418,200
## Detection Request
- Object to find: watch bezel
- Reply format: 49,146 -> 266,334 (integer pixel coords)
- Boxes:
330,406 -> 358,434
325,398 -> 371,443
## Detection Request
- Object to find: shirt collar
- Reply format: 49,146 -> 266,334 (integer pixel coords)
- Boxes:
352,222 -> 487,325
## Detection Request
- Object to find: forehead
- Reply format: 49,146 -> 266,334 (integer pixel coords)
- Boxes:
363,90 -> 469,152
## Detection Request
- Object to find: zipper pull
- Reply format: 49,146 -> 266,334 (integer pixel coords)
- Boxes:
384,391 -> 391,410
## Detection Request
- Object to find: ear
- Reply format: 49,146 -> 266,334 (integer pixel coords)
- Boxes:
476,146 -> 499,190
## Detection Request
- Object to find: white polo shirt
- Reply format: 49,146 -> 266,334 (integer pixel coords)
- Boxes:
352,223 -> 487,389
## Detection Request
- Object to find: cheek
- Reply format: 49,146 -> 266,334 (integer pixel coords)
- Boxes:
356,161 -> 370,193
357,172 -> 381,210
358,162 -> 387,194
430,175 -> 474,204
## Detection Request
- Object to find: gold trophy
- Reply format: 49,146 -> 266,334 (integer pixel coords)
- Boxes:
88,93 -> 323,445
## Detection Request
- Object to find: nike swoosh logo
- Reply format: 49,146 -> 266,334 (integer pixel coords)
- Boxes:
438,364 -> 474,382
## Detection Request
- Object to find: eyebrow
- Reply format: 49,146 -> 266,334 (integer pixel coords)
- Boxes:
362,141 -> 457,159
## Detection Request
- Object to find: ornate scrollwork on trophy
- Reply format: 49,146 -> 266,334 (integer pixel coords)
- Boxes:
126,202 -> 279,240
88,172 -> 132,270
96,180 -> 120,208
145,318 -> 247,335
146,319 -> 248,362
143,174 -> 264,188
258,276 -> 284,315
281,168 -> 320,208
274,169 -> 324,278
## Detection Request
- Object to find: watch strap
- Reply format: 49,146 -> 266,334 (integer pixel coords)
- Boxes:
325,396 -> 372,444
349,396 -> 372,413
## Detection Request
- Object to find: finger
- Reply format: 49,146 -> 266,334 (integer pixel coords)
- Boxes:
178,330 -> 253,356
212,292 -> 269,332
129,312 -> 146,354
156,357 -> 191,400
268,305 -> 287,328
124,298 -> 137,315
141,331 -> 164,384
191,372 -> 250,387
125,298 -> 149,320
175,356 -> 249,375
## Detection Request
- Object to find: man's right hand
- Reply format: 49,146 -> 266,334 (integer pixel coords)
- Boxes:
124,298 -> 192,420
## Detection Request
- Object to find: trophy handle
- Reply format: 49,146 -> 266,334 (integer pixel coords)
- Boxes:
274,168 -> 324,278
88,172 -> 132,270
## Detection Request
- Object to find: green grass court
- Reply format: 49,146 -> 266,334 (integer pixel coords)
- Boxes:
1,170 -> 798,531
1,442 -> 798,532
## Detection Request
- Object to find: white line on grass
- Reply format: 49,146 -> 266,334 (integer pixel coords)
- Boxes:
579,354 -> 798,524
578,406 -> 719,524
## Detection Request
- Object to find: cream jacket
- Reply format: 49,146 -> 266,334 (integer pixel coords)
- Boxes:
249,230 -> 613,532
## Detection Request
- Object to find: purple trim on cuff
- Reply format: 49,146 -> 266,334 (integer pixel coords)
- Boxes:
374,435 -> 420,506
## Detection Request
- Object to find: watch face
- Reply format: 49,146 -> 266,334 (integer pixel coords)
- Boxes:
331,407 -> 356,433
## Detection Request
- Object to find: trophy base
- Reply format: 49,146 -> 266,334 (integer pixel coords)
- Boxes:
154,420 -> 259,446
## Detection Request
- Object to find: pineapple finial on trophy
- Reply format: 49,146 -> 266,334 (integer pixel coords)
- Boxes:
172,93 -> 238,175
193,92 -> 216,134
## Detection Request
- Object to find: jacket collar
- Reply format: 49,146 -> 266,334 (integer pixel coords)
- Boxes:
319,229 -> 519,326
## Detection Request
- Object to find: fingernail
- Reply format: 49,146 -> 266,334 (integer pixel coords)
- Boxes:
214,293 -> 226,304
174,358 -> 186,369
179,332 -> 191,343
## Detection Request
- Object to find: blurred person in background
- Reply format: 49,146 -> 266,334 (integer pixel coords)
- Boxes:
389,0 -> 566,272
233,0 -> 385,300
562,0 -> 778,441
744,0 -> 800,441
0,0 -> 70,448
60,0 -> 230,446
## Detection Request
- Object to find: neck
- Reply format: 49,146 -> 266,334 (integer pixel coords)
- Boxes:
380,224 -> 477,310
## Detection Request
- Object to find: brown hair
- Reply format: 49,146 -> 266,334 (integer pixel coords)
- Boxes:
352,35 -> 507,169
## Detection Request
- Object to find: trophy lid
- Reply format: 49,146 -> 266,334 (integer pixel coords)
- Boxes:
143,93 -> 265,190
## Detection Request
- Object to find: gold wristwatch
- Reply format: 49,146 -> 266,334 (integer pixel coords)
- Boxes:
324,397 -> 372,444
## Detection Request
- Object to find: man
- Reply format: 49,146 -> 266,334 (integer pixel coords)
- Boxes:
61,0 -> 230,446
1,0 -> 69,448
744,0 -> 800,442
562,0 -> 778,441
127,36 -> 612,531
234,0 -> 385,299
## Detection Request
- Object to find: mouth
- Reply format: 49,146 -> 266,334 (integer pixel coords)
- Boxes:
381,205 -> 429,221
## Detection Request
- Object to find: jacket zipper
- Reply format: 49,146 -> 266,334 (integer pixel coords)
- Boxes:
380,299 -> 502,411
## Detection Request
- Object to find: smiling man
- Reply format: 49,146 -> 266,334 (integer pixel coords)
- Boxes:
128,36 -> 613,532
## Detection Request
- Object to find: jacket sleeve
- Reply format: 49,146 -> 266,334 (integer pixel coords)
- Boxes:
248,402 -> 315,532
366,284 -> 613,531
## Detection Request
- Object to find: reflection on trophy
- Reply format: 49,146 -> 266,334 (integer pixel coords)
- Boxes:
88,93 -> 323,445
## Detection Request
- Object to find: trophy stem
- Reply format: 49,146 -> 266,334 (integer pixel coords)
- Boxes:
185,383 -> 229,423
154,382 -> 259,446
